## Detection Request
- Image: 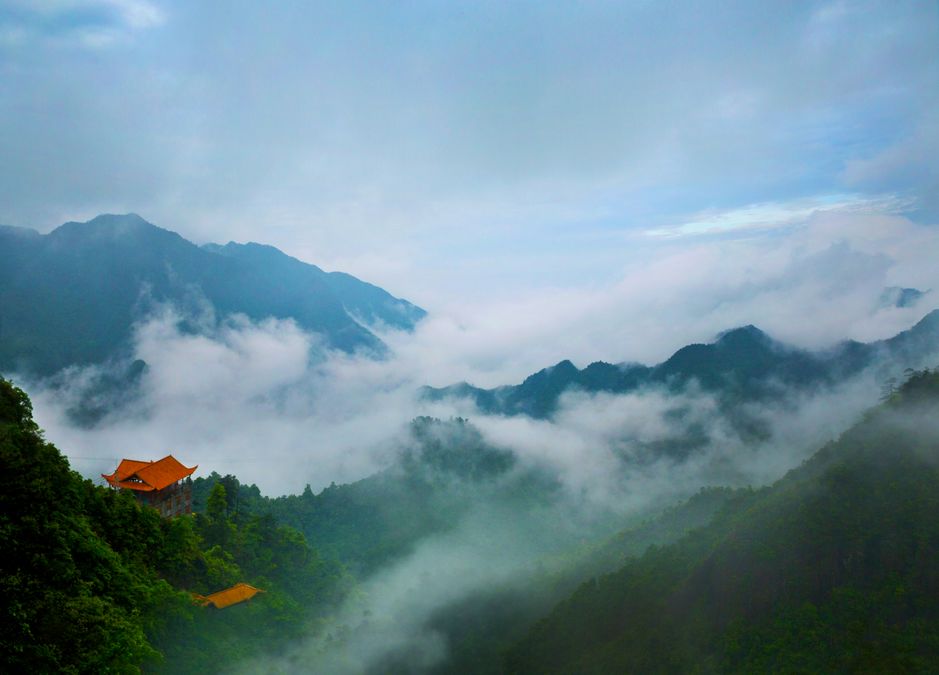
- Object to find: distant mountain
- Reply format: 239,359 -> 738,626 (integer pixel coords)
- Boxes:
505,369 -> 939,673
880,286 -> 928,309
202,241 -> 426,331
0,214 -> 425,375
425,310 -> 939,418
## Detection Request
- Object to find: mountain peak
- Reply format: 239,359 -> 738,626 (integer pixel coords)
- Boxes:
82,213 -> 152,231
520,359 -> 579,389
546,359 -> 578,377
0,213 -> 427,374
714,324 -> 771,348
91,212 -> 147,223
52,213 -> 174,243
903,308 -> 939,337
880,286 -> 927,309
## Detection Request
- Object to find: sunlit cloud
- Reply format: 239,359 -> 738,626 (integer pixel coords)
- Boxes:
643,193 -> 914,239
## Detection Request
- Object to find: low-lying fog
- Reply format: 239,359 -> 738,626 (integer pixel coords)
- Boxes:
17,210 -> 939,673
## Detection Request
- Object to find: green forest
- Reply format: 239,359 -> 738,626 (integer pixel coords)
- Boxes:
3,368 -> 939,673
0,377 -> 347,673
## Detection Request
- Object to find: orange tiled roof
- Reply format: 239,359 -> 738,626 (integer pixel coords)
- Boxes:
194,583 -> 264,609
105,459 -> 151,482
102,454 -> 197,491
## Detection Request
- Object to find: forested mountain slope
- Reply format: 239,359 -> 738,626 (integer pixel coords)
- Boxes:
506,368 -> 939,674
192,417 -> 550,577
0,377 -> 349,674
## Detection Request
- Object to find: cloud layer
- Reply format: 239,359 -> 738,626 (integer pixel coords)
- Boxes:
22,209 -> 937,498
18,207 -> 938,673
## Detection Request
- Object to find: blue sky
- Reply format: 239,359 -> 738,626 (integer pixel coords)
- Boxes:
0,0 -> 937,306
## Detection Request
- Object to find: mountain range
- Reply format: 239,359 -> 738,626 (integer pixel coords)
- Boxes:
506,368 -> 939,673
425,309 -> 939,419
0,213 -> 424,375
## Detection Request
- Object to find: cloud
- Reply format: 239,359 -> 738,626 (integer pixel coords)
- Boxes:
843,116 -> 939,220
374,210 -> 939,389
0,1 -> 935,301
31,309 -> 428,494
19,205 -> 938,503
0,0 -> 165,48
643,193 -> 912,239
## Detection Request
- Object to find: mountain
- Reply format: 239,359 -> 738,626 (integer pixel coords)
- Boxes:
203,241 -> 426,331
192,416 -> 547,577
0,376 -> 349,673
505,368 -> 939,673
880,286 -> 928,309
0,214 -> 425,375
425,310 -> 939,419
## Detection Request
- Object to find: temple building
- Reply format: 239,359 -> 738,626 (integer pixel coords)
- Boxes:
194,583 -> 265,609
102,454 -> 197,517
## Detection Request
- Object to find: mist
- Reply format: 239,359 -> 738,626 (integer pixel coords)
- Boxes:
11,207 -> 937,673
24,304 -> 903,673
220,373 -> 890,674
20,209 -> 935,495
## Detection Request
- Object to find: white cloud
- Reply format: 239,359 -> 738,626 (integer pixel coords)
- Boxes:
375,210 -> 939,388
0,0 -> 165,50
27,208 -> 939,498
643,193 -> 912,239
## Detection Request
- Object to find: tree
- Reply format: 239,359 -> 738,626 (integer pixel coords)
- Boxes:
207,483 -> 228,521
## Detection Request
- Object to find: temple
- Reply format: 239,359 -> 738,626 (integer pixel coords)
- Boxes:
194,583 -> 265,609
102,454 -> 197,517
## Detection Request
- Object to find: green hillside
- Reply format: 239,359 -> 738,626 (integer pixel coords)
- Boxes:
0,377 -> 349,674
506,368 -> 939,674
7,361 -> 939,673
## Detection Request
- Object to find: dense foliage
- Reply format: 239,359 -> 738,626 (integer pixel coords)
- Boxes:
192,417 -> 541,576
0,377 -> 348,674
189,418 -> 746,675
505,368 -> 939,673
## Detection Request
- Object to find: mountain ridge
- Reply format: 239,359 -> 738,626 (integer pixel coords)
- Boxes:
0,213 -> 425,375
425,310 -> 939,418
505,368 -> 939,673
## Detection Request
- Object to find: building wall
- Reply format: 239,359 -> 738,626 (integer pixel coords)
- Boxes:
134,478 -> 193,517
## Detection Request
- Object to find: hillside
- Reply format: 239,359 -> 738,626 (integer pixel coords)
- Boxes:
0,214 -> 425,375
426,310 -> 939,419
0,377 -> 349,673
188,424 -> 751,675
192,416 -> 554,577
505,368 -> 939,673
8,364 -> 939,672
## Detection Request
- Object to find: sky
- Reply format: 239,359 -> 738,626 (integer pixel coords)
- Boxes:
1,0 -> 937,309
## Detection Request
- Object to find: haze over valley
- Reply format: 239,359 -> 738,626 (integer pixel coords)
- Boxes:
2,2 -> 939,673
